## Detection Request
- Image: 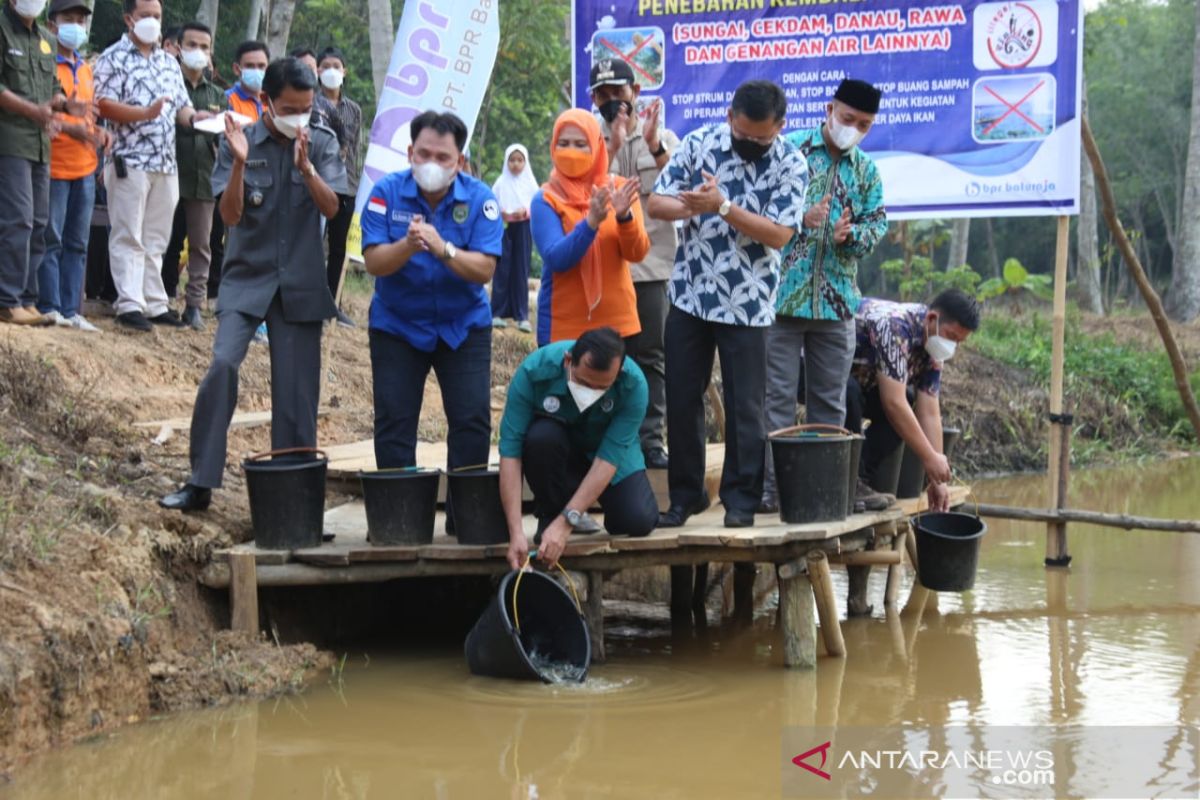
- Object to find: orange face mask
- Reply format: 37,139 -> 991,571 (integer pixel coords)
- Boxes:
552,147 -> 592,179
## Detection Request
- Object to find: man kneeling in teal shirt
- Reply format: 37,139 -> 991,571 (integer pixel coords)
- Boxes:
499,327 -> 659,568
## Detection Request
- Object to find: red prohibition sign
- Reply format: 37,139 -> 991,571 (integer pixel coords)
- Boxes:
981,79 -> 1047,136
987,2 -> 1043,69
597,31 -> 658,85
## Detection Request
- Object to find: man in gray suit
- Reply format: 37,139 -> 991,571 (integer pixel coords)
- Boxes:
160,57 -> 346,511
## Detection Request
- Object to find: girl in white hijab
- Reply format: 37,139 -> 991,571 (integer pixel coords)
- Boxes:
490,144 -> 539,332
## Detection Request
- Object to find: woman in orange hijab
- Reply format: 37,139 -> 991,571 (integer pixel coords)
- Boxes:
531,108 -> 650,346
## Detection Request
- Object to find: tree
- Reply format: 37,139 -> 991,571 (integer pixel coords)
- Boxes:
366,0 -> 393,100
245,0 -> 263,41
945,218 -> 970,270
1077,78 -> 1105,314
1167,0 -> 1200,322
264,0 -> 294,60
195,0 -> 219,43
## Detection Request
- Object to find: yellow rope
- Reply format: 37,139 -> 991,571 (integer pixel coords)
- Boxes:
511,555 -> 583,634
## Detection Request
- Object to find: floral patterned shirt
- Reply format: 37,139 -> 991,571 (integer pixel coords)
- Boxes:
852,298 -> 941,397
653,122 -> 808,327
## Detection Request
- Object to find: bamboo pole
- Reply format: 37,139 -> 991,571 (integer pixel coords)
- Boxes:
1046,215 -> 1071,567
1082,117 -> 1200,441
805,551 -> 846,657
885,524 -> 909,607
973,502 -> 1200,533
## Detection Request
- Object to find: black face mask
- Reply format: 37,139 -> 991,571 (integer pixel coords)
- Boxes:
597,99 -> 632,124
731,135 -> 771,163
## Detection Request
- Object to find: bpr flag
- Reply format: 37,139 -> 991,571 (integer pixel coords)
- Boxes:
355,0 -> 500,214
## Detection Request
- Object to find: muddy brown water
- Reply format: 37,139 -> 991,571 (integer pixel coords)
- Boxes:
3,459 -> 1198,799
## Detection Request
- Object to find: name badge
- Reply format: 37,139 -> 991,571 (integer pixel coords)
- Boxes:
391,209 -> 415,224
7,49 -> 23,57
245,159 -> 268,168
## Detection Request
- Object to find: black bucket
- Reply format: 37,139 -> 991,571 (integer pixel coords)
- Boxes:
242,447 -> 327,550
446,469 -> 508,545
896,427 -> 962,499
359,468 -> 441,546
870,439 -> 905,496
914,511 -> 987,591
770,428 -> 851,524
845,434 -> 865,516
465,569 -> 591,683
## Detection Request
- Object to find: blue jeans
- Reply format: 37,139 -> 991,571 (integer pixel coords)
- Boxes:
38,174 -> 95,316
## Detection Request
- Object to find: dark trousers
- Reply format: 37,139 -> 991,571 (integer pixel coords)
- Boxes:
490,219 -> 531,321
85,223 -> 116,302
162,202 -> 185,299
369,326 -> 492,470
845,378 -> 912,484
207,207 -> 224,300
188,292 -> 323,488
0,156 -> 49,308
325,193 -> 355,302
664,306 -> 768,514
630,280 -> 668,453
523,417 -> 657,536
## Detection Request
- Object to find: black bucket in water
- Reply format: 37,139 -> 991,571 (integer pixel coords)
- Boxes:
770,429 -> 851,524
465,569 -> 591,683
243,447 -> 327,550
359,468 -> 441,546
446,469 -> 508,545
845,434 -> 865,516
914,511 -> 987,591
870,439 -> 905,496
896,427 -> 962,499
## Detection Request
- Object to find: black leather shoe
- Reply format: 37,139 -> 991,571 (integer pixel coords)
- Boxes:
115,311 -> 152,332
158,483 -> 211,511
724,508 -> 755,528
656,494 -> 710,528
150,309 -> 186,327
644,447 -> 669,470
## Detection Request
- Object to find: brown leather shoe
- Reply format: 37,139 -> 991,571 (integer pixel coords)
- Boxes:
0,306 -> 43,325
21,306 -> 50,326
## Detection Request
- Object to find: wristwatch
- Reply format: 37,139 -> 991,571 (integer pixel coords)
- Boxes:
717,198 -> 732,217
651,141 -> 667,157
562,508 -> 583,527
443,241 -> 458,260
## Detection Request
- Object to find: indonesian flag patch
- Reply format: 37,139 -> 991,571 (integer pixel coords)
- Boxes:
367,197 -> 387,215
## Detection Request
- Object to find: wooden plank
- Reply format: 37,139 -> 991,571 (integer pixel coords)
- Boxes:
676,508 -> 901,547
214,544 -> 291,566
135,408 -> 330,431
229,552 -> 259,636
609,529 -> 680,551
777,566 -> 817,669
348,546 -> 421,563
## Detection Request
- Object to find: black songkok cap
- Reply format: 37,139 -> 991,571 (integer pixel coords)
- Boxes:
833,78 -> 882,114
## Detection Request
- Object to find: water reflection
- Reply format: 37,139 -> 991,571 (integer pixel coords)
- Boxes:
3,459 -> 1198,799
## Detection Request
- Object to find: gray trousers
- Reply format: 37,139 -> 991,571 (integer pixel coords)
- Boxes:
762,315 -> 855,500
0,156 -> 49,308
181,198 -> 215,309
188,292 -> 323,488
631,280 -> 668,452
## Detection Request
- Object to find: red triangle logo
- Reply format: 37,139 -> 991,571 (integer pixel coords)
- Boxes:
792,740 -> 832,781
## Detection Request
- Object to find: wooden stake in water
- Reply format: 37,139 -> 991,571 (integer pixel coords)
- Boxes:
1046,216 -> 1072,567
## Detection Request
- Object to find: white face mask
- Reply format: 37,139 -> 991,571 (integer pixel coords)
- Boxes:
180,48 -> 208,71
828,115 -> 865,151
319,68 -> 343,90
14,0 -> 46,19
412,161 -> 457,193
131,16 -> 161,45
268,101 -> 309,140
568,379 -> 605,413
925,316 -> 957,362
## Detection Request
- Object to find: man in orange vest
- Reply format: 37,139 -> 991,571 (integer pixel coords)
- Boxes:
38,0 -> 110,331
225,40 -> 268,122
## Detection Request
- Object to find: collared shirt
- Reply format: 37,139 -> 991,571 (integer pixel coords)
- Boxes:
93,35 -> 191,173
851,298 -> 941,397
609,117 -> 679,283
652,122 -> 808,327
210,120 -> 348,322
776,126 -> 888,322
499,340 -> 648,484
50,52 -> 96,180
361,170 -> 504,352
322,91 -> 362,196
225,83 -> 261,121
0,4 -> 57,163
176,73 -> 225,200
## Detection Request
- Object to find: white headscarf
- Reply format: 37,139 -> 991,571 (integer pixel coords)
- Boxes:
491,144 -> 539,214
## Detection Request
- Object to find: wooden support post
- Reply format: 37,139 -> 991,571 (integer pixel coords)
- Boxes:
669,565 -> 695,630
692,562 -> 709,620
1045,215 -> 1073,568
776,561 -> 817,669
846,565 -> 872,617
229,552 -> 259,636
885,524 -> 909,607
585,571 -> 606,663
733,562 -> 756,624
805,551 -> 846,658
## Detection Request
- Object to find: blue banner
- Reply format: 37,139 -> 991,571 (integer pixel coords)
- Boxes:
571,1 -> 1082,219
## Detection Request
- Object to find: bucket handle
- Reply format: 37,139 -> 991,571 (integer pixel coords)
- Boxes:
768,423 -> 851,438
246,446 -> 328,462
914,479 -> 979,524
511,555 -> 584,634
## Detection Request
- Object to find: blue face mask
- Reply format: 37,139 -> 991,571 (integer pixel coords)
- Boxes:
240,68 -> 264,92
56,23 -> 88,51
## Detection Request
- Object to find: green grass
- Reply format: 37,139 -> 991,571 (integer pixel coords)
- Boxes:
970,311 -> 1200,442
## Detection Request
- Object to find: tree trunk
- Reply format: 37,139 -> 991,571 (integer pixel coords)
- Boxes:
367,0 -> 394,101
1076,79 -> 1104,314
945,218 -> 970,270
264,0 -> 295,63
195,0 -> 219,43
1166,0 -> 1200,322
985,218 -> 1000,277
245,0 -> 263,42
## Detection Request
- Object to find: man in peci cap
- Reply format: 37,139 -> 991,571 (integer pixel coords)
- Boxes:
761,77 -> 890,514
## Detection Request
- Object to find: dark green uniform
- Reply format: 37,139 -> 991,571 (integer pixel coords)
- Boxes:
175,75 -> 225,202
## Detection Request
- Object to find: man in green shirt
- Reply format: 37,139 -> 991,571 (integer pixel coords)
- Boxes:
0,0 -> 79,325
162,21 -> 224,329
499,327 -> 658,568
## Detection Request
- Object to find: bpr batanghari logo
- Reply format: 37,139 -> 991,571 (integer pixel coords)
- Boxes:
966,181 -> 983,197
